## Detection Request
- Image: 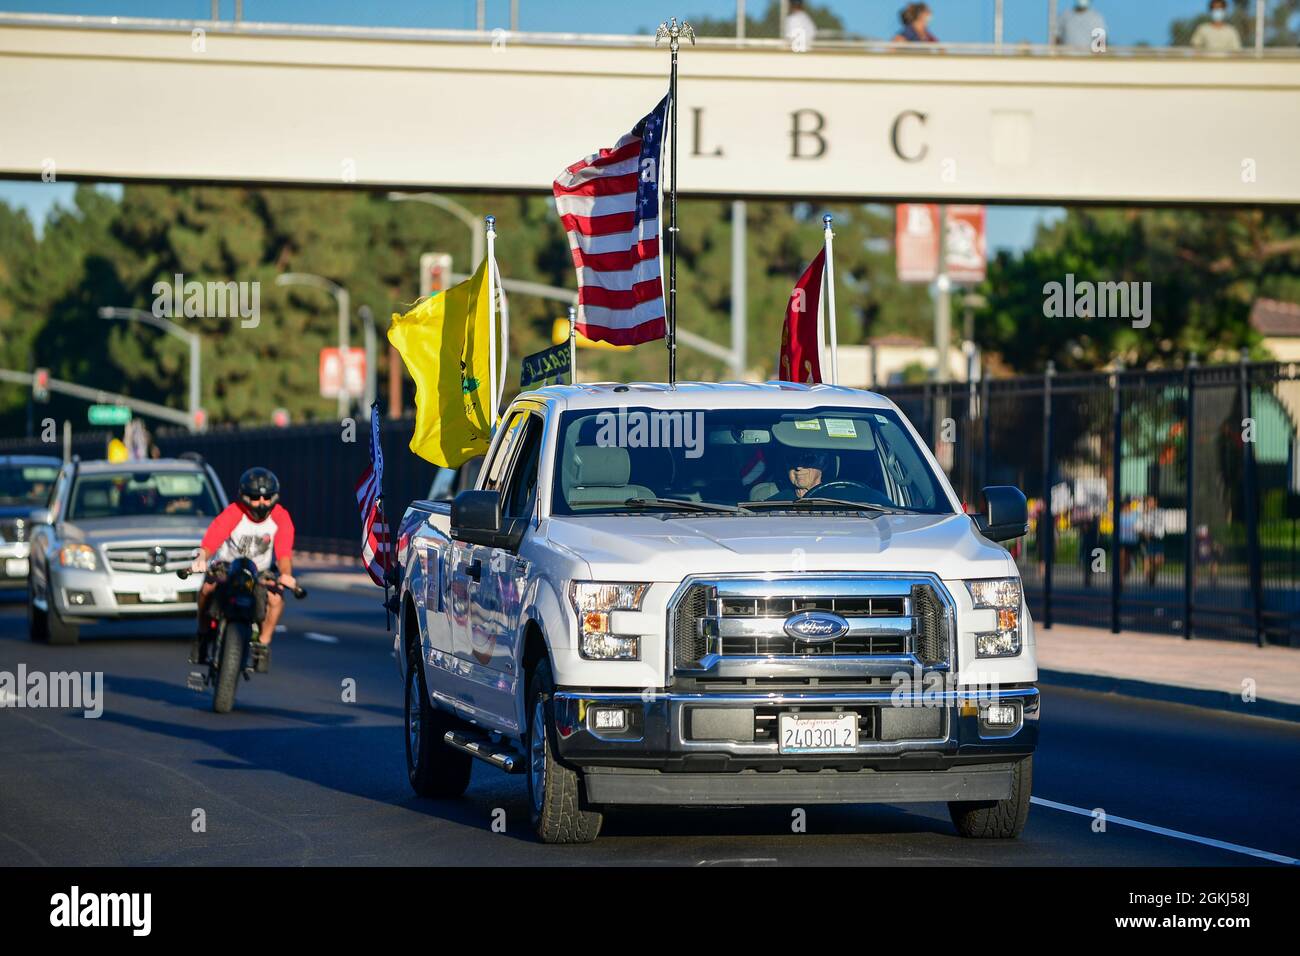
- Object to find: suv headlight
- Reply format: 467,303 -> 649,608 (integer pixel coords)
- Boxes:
569,582 -> 648,660
966,577 -> 1022,658
58,544 -> 97,571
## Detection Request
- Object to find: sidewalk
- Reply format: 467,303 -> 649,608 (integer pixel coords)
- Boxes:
1036,624 -> 1300,723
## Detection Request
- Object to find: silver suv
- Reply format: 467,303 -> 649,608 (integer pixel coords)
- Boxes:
27,457 -> 229,645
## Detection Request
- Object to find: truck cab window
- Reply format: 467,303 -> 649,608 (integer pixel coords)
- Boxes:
482,412 -> 529,494
502,416 -> 543,520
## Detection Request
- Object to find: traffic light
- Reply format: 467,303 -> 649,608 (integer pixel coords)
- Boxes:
32,367 -> 50,403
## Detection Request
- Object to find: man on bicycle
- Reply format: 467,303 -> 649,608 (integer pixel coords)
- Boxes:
188,467 -> 296,671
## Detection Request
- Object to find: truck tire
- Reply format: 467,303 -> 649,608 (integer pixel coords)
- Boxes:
212,621 -> 249,714
405,653 -> 472,798
47,607 -> 80,646
949,755 -> 1033,839
526,658 -> 602,844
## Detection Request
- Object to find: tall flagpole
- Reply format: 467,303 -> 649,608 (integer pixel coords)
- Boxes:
567,305 -> 578,384
485,215 -> 499,431
657,17 -> 694,386
823,214 -> 839,386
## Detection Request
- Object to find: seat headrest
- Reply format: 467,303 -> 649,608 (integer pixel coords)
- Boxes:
572,446 -> 631,487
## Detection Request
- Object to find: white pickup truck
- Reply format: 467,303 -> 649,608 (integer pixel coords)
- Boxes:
394,382 -> 1037,843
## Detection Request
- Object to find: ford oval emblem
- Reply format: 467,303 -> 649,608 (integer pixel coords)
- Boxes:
783,610 -> 850,643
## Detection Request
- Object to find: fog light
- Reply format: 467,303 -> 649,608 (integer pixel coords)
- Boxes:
589,707 -> 628,732
65,589 -> 95,607
975,629 -> 1021,658
979,702 -> 1019,733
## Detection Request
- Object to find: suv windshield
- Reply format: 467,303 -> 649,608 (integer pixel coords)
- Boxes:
551,405 -> 952,516
67,470 -> 222,520
0,464 -> 60,506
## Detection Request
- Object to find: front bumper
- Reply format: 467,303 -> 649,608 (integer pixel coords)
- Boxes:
553,685 -> 1038,806
51,567 -> 201,621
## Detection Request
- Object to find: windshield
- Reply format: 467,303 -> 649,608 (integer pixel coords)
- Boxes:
67,471 -> 222,520
0,464 -> 60,506
551,405 -> 953,516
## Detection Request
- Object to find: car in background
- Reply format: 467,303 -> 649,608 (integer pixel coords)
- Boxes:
27,457 -> 229,644
0,455 -> 62,590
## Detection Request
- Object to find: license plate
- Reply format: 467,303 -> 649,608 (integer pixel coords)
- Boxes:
138,587 -> 177,604
4,558 -> 28,578
778,712 -> 858,754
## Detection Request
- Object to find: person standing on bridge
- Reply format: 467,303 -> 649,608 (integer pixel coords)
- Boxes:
783,0 -> 817,51
1057,0 -> 1107,51
1190,0 -> 1242,52
893,3 -> 938,43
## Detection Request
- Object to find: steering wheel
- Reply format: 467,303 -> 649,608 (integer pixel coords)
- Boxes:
803,480 -> 876,501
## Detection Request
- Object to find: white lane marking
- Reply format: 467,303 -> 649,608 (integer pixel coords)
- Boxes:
1031,796 -> 1299,865
275,625 -> 287,633
303,631 -> 340,644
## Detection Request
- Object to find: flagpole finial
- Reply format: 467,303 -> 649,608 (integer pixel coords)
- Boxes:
485,215 -> 496,235
656,17 -> 695,50
823,214 -> 833,229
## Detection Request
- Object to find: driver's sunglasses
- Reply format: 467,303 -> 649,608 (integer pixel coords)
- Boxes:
245,494 -> 274,503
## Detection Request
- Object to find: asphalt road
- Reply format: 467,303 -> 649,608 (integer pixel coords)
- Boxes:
1,580 -> 1297,867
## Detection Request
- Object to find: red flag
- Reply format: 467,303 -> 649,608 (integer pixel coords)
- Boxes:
778,248 -> 825,384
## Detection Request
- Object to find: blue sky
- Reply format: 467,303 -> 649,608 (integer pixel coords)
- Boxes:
3,0 -> 1209,251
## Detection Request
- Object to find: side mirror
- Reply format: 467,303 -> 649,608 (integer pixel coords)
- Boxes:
973,486 -> 1029,543
28,508 -> 52,526
451,490 -> 525,551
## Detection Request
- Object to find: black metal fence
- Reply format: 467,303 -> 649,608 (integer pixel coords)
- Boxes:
5,359 -> 1298,646
881,359 -> 1300,647
0,416 -> 442,558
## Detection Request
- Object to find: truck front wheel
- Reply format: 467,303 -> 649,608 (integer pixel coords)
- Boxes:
948,755 -> 1032,839
526,658 -> 602,844
405,654 -> 472,798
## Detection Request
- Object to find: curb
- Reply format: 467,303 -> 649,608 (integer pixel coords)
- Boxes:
1039,668 -> 1300,725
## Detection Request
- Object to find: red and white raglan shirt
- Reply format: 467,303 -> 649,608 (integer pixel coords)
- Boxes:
200,502 -> 295,574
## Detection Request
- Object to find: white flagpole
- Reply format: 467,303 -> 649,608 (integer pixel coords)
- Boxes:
485,215 -> 499,431
567,305 -> 578,384
493,255 -> 509,411
823,214 -> 839,386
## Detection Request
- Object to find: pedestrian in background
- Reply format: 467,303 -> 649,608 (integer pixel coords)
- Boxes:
1190,0 -> 1242,51
1057,0 -> 1107,51
783,0 -> 817,51
893,3 -> 938,43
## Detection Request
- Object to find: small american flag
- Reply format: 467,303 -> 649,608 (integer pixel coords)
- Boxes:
553,93 -> 669,346
355,404 -> 391,588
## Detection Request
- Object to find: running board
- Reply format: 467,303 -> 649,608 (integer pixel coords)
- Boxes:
443,731 -> 524,773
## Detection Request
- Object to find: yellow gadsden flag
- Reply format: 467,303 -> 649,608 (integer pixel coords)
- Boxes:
388,258 -> 494,468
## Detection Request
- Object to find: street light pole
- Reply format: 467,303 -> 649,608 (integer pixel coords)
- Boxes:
98,306 -> 202,431
276,273 -> 351,419
387,192 -> 484,271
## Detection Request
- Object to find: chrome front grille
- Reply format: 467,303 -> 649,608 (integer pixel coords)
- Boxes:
104,543 -> 198,574
0,519 -> 25,544
670,575 -> 954,675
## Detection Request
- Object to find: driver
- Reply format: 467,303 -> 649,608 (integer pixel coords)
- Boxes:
188,467 -> 296,670
752,449 -> 835,501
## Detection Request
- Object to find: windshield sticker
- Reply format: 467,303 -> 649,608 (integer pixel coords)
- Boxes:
794,419 -> 821,430
824,418 -> 857,438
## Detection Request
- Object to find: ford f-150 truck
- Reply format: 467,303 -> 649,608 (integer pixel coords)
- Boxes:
394,382 -> 1036,844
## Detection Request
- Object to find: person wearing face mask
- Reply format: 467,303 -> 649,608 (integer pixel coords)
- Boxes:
1190,0 -> 1242,51
1057,0 -> 1107,51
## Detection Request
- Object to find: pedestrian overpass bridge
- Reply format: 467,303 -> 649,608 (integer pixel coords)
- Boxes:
1,13 -> 1298,205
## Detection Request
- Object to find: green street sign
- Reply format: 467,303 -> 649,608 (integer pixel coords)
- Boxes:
88,404 -> 132,426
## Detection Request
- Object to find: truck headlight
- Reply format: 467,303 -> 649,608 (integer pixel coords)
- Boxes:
569,582 -> 648,661
58,544 -> 97,571
966,577 -> 1022,658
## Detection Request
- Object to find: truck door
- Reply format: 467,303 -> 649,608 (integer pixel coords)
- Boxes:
447,410 -> 532,722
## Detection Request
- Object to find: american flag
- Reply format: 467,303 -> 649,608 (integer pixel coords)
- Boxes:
552,93 -> 669,346
355,404 -> 391,588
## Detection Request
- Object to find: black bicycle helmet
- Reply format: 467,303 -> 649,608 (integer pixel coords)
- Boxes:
238,467 -> 280,520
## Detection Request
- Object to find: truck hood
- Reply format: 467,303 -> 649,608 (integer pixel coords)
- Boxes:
60,516 -> 210,545
545,512 -> 1015,581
